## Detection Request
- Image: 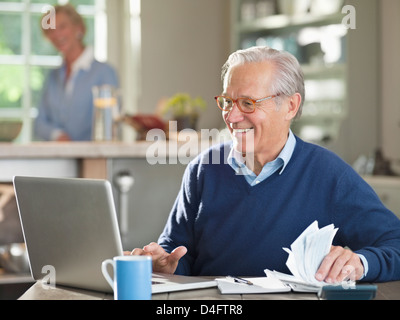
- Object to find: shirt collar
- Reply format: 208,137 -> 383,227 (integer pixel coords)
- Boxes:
227,129 -> 296,175
64,46 -> 94,96
70,46 -> 94,73
278,129 -> 296,174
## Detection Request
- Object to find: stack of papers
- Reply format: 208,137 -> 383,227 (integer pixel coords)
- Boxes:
217,221 -> 343,294
265,221 -> 339,292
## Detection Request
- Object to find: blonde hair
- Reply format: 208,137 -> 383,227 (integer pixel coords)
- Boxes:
42,4 -> 86,38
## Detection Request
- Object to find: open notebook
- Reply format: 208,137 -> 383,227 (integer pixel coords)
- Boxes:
217,221 -> 353,294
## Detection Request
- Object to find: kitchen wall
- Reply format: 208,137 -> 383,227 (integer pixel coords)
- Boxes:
140,0 -> 231,131
329,0 -> 380,165
380,0 -> 400,163
107,0 -> 231,133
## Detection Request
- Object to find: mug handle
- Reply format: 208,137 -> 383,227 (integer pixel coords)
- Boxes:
101,259 -> 115,289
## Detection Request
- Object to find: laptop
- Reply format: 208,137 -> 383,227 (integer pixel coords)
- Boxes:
13,176 -> 216,294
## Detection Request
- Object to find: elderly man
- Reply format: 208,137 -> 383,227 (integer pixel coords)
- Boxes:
132,47 -> 400,283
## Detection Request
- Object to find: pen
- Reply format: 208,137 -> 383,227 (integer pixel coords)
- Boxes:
227,276 -> 253,285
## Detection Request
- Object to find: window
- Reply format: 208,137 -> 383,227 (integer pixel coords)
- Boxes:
0,0 -> 106,142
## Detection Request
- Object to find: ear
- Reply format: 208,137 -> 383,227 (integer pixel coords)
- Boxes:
285,93 -> 301,121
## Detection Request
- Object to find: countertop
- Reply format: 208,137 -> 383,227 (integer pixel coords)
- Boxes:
0,136 -> 215,159
0,141 -> 163,159
0,139 -> 214,180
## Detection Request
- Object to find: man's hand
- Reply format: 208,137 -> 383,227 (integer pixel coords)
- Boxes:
315,246 -> 364,283
130,242 -> 187,274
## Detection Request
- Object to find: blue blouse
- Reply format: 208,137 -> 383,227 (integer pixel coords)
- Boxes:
34,50 -> 119,141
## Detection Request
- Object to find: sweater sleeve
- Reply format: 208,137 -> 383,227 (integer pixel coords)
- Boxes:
332,167 -> 400,282
157,161 -> 200,275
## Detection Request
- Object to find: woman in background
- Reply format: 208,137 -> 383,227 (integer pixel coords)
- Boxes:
34,4 -> 118,141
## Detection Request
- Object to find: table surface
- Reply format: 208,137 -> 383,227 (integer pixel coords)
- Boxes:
19,279 -> 400,300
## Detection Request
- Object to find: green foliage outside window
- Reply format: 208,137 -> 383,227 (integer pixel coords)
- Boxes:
0,0 -> 95,112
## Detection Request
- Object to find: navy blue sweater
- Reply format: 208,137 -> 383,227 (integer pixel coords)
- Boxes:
158,137 -> 400,282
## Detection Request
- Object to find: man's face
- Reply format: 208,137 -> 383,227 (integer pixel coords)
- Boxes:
222,61 -> 297,162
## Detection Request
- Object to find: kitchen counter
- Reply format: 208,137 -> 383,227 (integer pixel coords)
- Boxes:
0,139 -> 210,181
1,141 -> 148,181
1,139 -> 211,248
0,141 -> 153,159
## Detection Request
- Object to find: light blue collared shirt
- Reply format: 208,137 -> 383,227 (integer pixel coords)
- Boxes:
227,130 -> 296,186
34,47 -> 119,141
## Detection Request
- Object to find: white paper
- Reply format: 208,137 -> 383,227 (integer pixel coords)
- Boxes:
265,220 -> 344,292
216,276 -> 290,294
218,221 -> 352,295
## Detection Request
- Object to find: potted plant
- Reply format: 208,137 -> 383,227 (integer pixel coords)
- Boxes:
161,93 -> 207,131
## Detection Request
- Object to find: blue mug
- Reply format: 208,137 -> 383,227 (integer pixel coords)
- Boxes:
101,256 -> 152,300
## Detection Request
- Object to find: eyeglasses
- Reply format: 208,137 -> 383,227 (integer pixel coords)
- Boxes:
214,94 -> 279,114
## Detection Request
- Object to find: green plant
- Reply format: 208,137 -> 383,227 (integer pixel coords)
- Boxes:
162,93 -> 207,118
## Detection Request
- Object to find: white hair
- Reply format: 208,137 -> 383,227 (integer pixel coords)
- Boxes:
221,46 -> 305,119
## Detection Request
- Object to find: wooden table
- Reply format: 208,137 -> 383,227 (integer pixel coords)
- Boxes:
19,279 -> 400,300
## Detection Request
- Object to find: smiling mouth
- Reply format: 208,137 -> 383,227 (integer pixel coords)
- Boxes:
53,40 -> 67,50
232,127 -> 254,134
